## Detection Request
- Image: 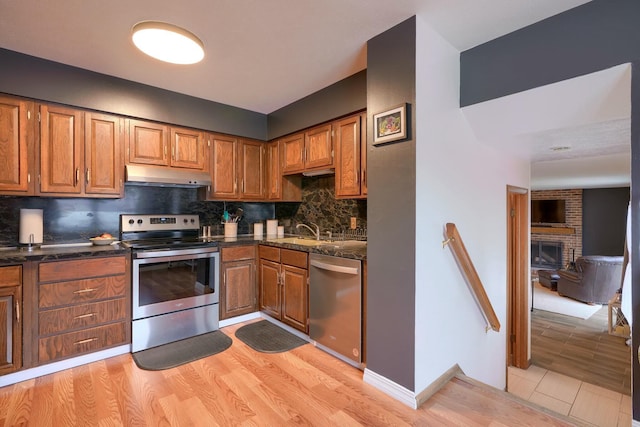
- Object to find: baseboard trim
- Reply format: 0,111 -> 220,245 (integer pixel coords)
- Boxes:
363,368 -> 417,409
218,311 -> 261,328
0,345 -> 130,387
415,364 -> 464,407
363,364 -> 466,409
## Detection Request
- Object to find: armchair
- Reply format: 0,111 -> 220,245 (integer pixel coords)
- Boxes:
557,256 -> 624,304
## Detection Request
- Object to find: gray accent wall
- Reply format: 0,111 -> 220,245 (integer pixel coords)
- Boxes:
267,70 -> 367,140
366,17 -> 416,391
0,48 -> 267,139
460,0 -> 640,107
582,188 -> 629,257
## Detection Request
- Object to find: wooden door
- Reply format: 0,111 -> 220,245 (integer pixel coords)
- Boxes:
239,139 -> 264,199
304,124 -> 333,170
281,133 -> 305,174
170,127 -> 205,170
0,95 -> 34,194
507,186 -> 529,369
0,266 -> 22,375
334,114 -> 361,198
266,141 -> 281,200
127,119 -> 168,166
259,259 -> 281,319
39,104 -> 83,194
210,135 -> 238,199
220,259 -> 257,320
84,112 -> 123,196
281,264 -> 308,332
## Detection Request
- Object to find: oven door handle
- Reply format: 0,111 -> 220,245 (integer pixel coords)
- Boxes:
134,246 -> 219,259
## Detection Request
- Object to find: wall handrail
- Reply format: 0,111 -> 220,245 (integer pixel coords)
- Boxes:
443,223 -> 501,332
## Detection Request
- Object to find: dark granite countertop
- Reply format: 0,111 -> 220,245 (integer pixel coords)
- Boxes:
0,235 -> 366,265
0,242 -> 130,265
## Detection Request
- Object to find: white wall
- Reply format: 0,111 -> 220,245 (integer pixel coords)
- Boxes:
414,15 -> 530,392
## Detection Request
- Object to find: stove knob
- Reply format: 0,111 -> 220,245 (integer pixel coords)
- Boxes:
190,218 -> 195,223
128,219 -> 134,225
137,219 -> 143,224
183,218 -> 189,224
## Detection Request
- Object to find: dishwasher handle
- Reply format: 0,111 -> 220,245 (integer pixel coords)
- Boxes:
310,259 -> 359,275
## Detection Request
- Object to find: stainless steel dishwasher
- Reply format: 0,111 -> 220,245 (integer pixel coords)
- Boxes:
309,253 -> 362,365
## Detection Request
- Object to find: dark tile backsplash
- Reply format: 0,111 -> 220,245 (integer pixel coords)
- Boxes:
0,176 -> 366,246
275,176 -> 367,237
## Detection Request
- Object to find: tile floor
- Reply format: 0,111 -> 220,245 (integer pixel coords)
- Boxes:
508,365 -> 631,427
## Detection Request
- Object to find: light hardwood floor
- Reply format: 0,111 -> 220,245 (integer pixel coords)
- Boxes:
1,320 -> 575,426
531,307 -> 631,395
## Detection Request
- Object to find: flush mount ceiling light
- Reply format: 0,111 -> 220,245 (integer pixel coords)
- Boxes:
131,21 -> 204,65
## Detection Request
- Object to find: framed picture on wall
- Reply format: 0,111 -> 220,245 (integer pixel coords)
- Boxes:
373,103 -> 407,145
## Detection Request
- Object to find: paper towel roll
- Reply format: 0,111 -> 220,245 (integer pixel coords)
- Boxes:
266,219 -> 278,237
19,208 -> 43,244
254,222 -> 263,238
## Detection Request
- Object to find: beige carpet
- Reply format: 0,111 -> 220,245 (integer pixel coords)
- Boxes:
533,281 -> 602,319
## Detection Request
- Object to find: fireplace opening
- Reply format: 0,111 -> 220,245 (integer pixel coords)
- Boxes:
532,240 -> 563,270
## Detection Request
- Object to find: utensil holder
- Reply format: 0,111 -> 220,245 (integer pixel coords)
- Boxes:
224,222 -> 238,238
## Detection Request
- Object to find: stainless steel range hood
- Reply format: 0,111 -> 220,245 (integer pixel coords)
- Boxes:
125,164 -> 212,188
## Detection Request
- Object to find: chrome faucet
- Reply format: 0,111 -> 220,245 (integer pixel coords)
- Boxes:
296,222 -> 320,240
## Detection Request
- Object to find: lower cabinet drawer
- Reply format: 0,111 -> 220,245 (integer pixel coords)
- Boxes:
39,276 -> 126,309
38,298 -> 127,335
38,322 -> 128,364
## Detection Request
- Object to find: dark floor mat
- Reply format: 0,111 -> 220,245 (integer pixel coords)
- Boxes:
235,320 -> 307,353
132,330 -> 232,371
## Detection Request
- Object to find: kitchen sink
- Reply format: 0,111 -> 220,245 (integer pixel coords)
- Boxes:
268,237 -> 366,249
267,237 -> 324,246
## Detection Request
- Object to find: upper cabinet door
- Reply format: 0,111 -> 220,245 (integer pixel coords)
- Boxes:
239,139 -> 264,200
211,134 -> 238,199
334,114 -> 361,198
39,104 -> 83,194
304,123 -> 333,170
0,95 -> 34,194
266,141 -> 281,200
127,119 -> 168,166
170,127 -> 206,170
84,112 -> 124,196
281,133 -> 305,174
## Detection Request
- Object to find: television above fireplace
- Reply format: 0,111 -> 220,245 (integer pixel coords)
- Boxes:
531,199 -> 566,225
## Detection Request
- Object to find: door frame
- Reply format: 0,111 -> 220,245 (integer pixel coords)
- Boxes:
507,185 -> 529,369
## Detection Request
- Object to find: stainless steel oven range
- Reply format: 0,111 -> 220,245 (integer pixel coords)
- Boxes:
120,214 -> 220,352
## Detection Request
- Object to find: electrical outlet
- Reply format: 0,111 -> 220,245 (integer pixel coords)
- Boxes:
350,217 -> 357,229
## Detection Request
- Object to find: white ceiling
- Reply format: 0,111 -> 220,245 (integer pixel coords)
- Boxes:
1,0 -> 625,190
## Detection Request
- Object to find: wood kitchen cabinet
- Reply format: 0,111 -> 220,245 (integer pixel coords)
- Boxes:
127,119 -> 168,166
39,104 -> 84,195
209,134 -> 239,199
127,119 -> 207,171
335,112 -> 367,198
39,105 -> 124,197
220,245 -> 257,320
281,123 -> 333,175
258,245 -> 308,333
30,255 -> 130,365
266,141 -> 301,201
239,139 -> 265,200
0,265 -> 22,375
0,95 -> 36,195
207,135 -> 266,200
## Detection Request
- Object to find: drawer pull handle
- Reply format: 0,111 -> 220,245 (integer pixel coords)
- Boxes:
74,313 -> 96,320
74,337 -> 97,345
15,300 -> 20,323
73,288 -> 97,294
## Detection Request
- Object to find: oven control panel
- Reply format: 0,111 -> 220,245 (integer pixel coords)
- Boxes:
120,214 -> 200,232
